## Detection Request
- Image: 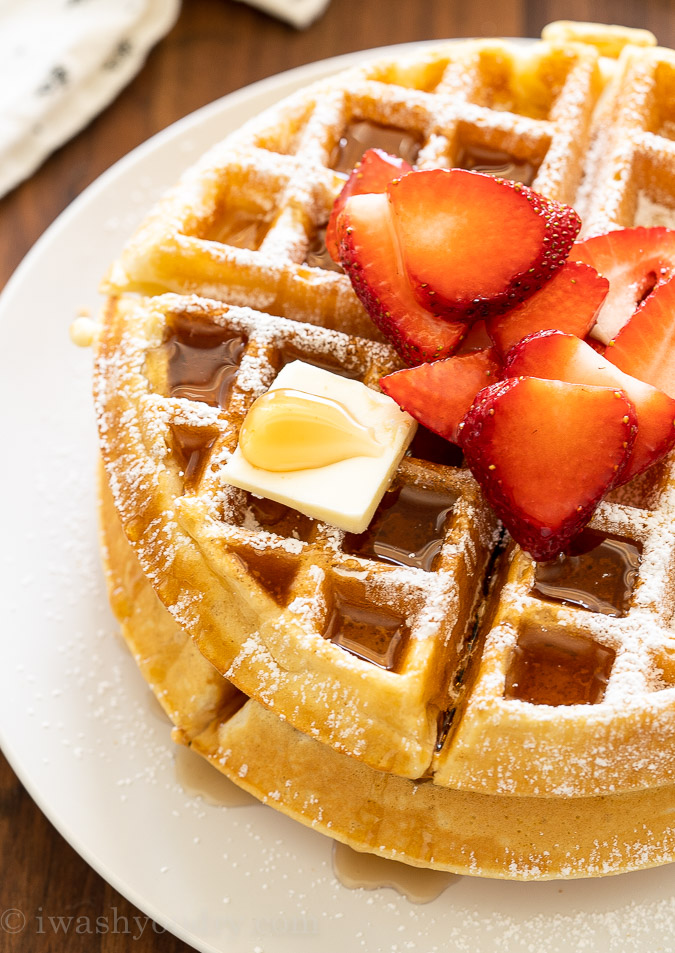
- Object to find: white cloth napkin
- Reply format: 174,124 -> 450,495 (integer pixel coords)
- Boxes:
235,0 -> 330,28
0,0 -> 181,199
0,0 -> 330,201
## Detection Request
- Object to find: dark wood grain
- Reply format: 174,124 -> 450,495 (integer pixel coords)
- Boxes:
1,1 -> 673,949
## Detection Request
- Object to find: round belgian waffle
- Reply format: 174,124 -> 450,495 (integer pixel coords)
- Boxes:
94,24 -> 675,804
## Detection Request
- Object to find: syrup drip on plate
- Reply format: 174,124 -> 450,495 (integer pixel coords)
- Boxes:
332,842 -> 460,903
174,745 -> 259,808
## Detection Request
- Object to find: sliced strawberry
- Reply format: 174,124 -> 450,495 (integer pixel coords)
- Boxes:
486,261 -> 608,356
387,169 -> 581,321
325,149 -> 412,262
571,226 -> 675,344
380,348 -> 502,443
458,377 -> 637,560
337,192 -> 466,364
505,330 -> 675,483
605,275 -> 675,399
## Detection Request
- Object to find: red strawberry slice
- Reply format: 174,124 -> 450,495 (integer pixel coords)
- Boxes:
325,148 -> 412,262
505,330 -> 675,483
337,192 -> 466,364
458,377 -> 637,560
487,261 -> 608,356
572,226 -> 675,344
605,275 -> 675,399
387,169 -> 581,321
380,348 -> 502,443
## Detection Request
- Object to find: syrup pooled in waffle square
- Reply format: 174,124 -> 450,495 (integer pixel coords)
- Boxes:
94,292 -> 498,779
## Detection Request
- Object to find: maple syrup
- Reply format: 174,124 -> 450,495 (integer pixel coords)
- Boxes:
239,388 -> 383,471
407,426 -> 464,467
240,492 -> 316,542
174,744 -> 259,808
330,120 -> 422,174
169,424 -> 218,491
342,482 -> 457,571
324,591 -> 407,670
332,841 -> 459,902
304,224 -> 344,273
456,142 -> 538,186
532,529 -> 641,616
276,342 -> 361,380
504,625 -> 616,706
203,207 -> 270,249
164,314 -> 247,407
231,546 -> 299,604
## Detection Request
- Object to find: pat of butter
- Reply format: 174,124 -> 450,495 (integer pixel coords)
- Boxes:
220,360 -> 417,534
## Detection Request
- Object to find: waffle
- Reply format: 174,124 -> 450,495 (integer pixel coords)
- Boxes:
94,24 -> 675,805
573,38 -> 675,235
102,30 -> 606,315
95,290 -> 498,778
99,474 -> 675,880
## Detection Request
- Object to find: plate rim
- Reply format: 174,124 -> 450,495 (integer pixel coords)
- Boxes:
0,38 -> 461,951
4,35 -> 674,953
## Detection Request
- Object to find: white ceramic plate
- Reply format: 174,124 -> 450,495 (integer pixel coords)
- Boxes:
1,45 -> 675,953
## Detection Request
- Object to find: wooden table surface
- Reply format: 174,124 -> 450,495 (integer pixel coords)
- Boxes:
1,0 -> 673,950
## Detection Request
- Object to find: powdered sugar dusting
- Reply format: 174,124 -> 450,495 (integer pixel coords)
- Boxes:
88,29 -> 675,885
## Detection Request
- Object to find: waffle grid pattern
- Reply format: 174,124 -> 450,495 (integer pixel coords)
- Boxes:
100,480 -> 675,879
581,44 -> 675,235
95,292 -> 499,779
435,483 -> 675,796
103,38 -> 603,326
95,31 -> 675,801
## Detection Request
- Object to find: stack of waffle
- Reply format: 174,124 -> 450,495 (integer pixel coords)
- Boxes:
94,20 -> 675,879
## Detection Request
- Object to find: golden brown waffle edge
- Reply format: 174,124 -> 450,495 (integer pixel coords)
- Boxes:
99,469 -> 675,881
